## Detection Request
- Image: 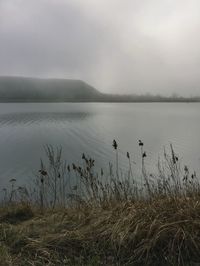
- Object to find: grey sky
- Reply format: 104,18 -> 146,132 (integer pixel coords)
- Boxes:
0,0 -> 200,96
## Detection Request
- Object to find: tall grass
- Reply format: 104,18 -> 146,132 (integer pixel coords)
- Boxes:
26,140 -> 199,208
1,141 -> 200,265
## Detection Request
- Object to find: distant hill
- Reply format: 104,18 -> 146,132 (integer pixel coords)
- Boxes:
0,76 -> 199,102
0,76 -> 102,102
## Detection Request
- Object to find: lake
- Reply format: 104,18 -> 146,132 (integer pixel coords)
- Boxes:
0,102 -> 200,189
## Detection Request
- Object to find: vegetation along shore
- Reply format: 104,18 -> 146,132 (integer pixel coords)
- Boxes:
1,141 -> 200,266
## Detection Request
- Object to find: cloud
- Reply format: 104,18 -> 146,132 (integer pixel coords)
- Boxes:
0,0 -> 200,96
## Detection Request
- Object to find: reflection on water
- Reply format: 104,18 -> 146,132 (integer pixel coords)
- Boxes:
0,112 -> 91,126
0,102 -> 199,190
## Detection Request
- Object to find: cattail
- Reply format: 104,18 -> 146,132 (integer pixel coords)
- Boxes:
112,139 -> 118,150
139,140 -> 144,146
82,153 -> 86,160
67,165 -> 70,172
142,152 -> 147,158
39,170 -> 47,176
72,163 -> 76,170
9,178 -> 16,183
101,168 -> 104,176
127,152 -> 130,159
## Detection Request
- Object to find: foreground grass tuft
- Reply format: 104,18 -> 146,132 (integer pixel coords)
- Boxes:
1,197 -> 200,265
0,204 -> 34,224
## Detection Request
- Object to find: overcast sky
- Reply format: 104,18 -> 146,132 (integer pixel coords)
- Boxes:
0,0 -> 200,96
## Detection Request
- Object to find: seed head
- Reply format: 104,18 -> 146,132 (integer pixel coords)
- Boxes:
142,152 -> 147,158
67,165 -> 70,172
112,139 -> 118,150
9,178 -> 16,183
139,140 -> 144,147
101,168 -> 104,176
39,170 -> 47,176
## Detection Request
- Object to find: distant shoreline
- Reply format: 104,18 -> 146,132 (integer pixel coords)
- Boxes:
0,99 -> 199,103
0,76 -> 199,103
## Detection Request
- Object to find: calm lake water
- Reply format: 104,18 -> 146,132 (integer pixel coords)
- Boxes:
0,102 -> 200,188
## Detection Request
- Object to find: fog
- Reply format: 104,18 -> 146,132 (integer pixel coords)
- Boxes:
0,0 -> 200,96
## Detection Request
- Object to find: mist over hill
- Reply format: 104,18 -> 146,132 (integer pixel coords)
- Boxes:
0,76 -> 199,102
0,77 -> 102,102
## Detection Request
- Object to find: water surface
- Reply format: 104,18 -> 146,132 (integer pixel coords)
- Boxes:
0,103 -> 199,188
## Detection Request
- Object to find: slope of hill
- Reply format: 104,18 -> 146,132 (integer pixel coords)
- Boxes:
0,76 -> 199,102
0,76 -> 102,102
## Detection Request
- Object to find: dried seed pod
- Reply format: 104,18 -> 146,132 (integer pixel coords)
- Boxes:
39,170 -> 47,176
101,168 -> 104,176
139,140 -> 144,146
67,165 -> 70,172
142,152 -> 147,158
9,178 -> 16,183
112,139 -> 118,150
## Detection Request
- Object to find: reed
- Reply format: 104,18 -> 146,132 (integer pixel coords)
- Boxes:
1,141 -> 200,265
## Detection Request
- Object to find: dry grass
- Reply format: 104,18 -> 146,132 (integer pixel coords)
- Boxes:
1,142 -> 200,265
1,196 -> 200,265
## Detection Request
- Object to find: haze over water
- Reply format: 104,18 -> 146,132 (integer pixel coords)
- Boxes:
0,102 -> 199,189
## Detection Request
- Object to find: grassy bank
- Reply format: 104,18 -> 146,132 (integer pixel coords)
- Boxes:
1,197 -> 200,266
1,141 -> 200,265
